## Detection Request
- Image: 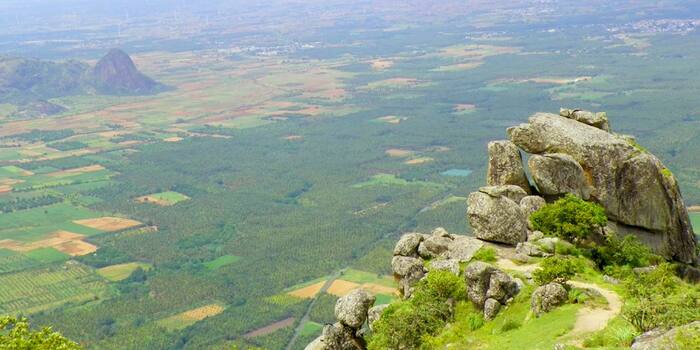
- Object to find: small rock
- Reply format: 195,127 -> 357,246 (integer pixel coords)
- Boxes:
319,323 -> 358,350
560,108 -> 610,132
393,233 -> 423,256
431,227 -> 452,238
602,275 -> 620,285
531,282 -> 568,316
516,241 -> 547,257
483,298 -> 501,321
536,237 -> 559,253
391,256 -> 426,297
417,242 -> 435,259
513,253 -> 530,263
631,321 -> 700,350
423,235 -> 452,256
465,262 -> 519,309
528,230 -> 545,241
334,289 -> 375,329
486,270 -> 519,303
367,304 -> 389,331
429,259 -> 461,275
445,235 -> 484,262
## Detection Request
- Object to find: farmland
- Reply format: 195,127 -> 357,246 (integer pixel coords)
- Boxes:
0,1 -> 699,349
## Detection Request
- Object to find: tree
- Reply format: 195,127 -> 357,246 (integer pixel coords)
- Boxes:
0,316 -> 80,349
530,194 -> 607,242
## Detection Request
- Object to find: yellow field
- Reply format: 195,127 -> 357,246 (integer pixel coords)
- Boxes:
74,217 -> 143,232
97,262 -> 151,281
287,281 -> 327,299
158,303 -> 226,330
385,149 -> 414,158
326,280 -> 361,297
405,157 -> 434,165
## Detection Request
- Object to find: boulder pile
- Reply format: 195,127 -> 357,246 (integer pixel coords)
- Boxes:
305,289 -> 376,350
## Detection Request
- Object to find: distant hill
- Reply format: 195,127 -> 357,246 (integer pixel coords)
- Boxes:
92,49 -> 164,95
0,49 -> 165,118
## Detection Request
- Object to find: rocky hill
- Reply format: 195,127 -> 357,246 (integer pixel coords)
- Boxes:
306,109 -> 700,350
0,49 -> 164,118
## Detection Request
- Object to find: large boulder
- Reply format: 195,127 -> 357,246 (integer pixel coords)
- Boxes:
445,235 -> 484,262
335,289 -> 375,329
508,112 -> 697,263
487,140 -> 532,193
391,256 -> 425,296
317,323 -> 360,350
467,190 -> 528,245
531,282 -> 568,316
529,153 -> 592,199
631,321 -> 700,350
393,233 -> 423,257
464,262 -> 519,319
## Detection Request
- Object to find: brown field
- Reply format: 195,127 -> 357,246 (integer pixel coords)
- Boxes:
179,304 -> 225,321
73,217 -> 143,232
243,317 -> 295,339
405,157 -> 434,165
163,136 -> 184,142
385,149 -> 414,158
287,281 -> 327,299
370,59 -> 394,70
361,283 -> 399,296
0,178 -> 23,186
134,195 -> 172,206
688,206 -> 700,212
0,185 -> 11,194
0,231 -> 97,256
327,279 -> 361,297
47,165 -> 105,177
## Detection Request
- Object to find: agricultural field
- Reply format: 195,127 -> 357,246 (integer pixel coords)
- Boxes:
0,1 -> 699,349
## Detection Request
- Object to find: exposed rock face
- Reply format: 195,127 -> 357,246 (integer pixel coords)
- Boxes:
428,259 -> 460,275
529,153 -> 592,199
464,262 -> 519,319
467,189 -> 527,245
631,321 -> 700,350
93,49 -> 163,95
479,185 -> 528,203
335,289 -> 376,329
531,282 -> 568,316
487,140 -> 531,193
507,112 -> 696,263
445,236 -> 484,261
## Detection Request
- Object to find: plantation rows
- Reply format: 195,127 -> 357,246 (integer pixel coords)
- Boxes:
0,253 -> 37,274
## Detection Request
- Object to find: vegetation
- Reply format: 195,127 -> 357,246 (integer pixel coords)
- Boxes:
530,194 -> 607,242
532,256 -> 581,285
0,316 -> 80,349
472,246 -> 497,262
588,234 -> 661,272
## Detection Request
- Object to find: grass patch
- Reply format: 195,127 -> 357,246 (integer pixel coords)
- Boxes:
24,247 -> 70,264
353,174 -> 444,189
340,268 -> 395,288
97,262 -> 152,281
300,321 -> 323,338
472,247 -> 497,262
203,255 -> 241,270
0,203 -> 103,242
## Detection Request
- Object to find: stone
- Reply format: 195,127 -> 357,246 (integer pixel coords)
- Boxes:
513,253 -> 530,263
367,304 -> 388,331
528,230 -> 545,241
317,323 -> 359,350
602,275 -> 620,285
465,262 -> 519,307
445,235 -> 484,262
393,233 -> 423,256
479,185 -> 529,204
531,282 -> 568,316
485,270 -> 519,303
529,153 -> 592,199
431,227 -> 452,238
507,112 -> 696,263
560,108 -> 611,131
304,336 -> 326,350
467,191 -> 528,245
428,259 -> 460,275
516,242 -> 547,257
417,242 -> 434,259
483,298 -> 501,321
391,256 -> 425,296
486,140 -> 531,193
520,196 -> 546,221
423,235 -> 452,256
631,321 -> 700,350
335,289 -> 375,329
536,237 -> 559,253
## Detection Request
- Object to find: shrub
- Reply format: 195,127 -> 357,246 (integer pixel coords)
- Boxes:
368,270 -> 465,350
499,318 -> 522,332
464,312 -> 484,331
472,246 -> 497,262
588,234 -> 660,270
533,256 -> 581,285
530,194 -> 607,242
0,316 -> 80,349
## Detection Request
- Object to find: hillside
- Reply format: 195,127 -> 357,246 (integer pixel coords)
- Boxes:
306,109 -> 700,350
0,49 -> 164,118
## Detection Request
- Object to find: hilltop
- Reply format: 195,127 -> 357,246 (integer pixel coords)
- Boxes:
306,109 -> 700,350
0,49 -> 165,118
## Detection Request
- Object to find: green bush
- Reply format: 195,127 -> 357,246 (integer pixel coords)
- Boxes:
0,316 -> 80,349
530,194 -> 607,242
472,246 -> 497,262
622,263 -> 700,332
368,270 -> 465,350
533,256 -> 581,285
588,234 -> 660,270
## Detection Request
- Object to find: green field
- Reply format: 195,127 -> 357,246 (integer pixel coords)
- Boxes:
689,212 -> 700,233
0,203 -> 103,242
96,262 -> 152,281
299,321 -> 323,337
25,247 -> 70,264
203,255 -> 242,270
340,268 -> 396,288
138,191 -> 190,205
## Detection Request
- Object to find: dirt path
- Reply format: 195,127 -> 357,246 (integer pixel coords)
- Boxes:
495,258 -> 540,273
567,281 -> 622,338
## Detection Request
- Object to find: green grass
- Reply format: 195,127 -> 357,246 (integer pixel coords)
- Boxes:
0,203 -> 103,242
300,321 -> 323,338
203,255 -> 241,270
0,250 -> 38,273
0,166 -> 31,177
375,293 -> 395,305
24,247 -> 70,264
97,262 -> 152,281
353,174 -> 444,189
689,212 -> 700,232
340,268 -> 395,288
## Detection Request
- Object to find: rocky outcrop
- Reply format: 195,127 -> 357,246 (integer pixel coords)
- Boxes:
631,321 -> 700,350
467,188 -> 527,245
531,282 -> 568,316
393,229 -> 483,296
93,49 -> 164,95
506,111 -> 696,263
487,140 -> 531,193
306,289 -> 376,350
464,262 -> 520,319
367,304 -> 388,331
